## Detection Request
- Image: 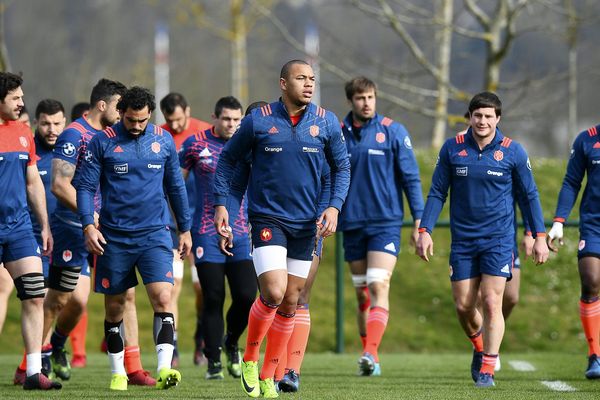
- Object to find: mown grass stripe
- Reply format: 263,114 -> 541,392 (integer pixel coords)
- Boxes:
509,360 -> 536,371
541,380 -> 576,392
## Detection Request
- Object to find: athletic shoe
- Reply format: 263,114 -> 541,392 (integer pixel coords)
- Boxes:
205,360 -> 225,380
474,372 -> 495,387
109,373 -> 128,391
13,367 -> 26,385
259,378 -> 279,398
41,352 -> 55,380
71,354 -> 87,368
128,369 -> 156,386
278,369 -> 299,393
225,345 -> 241,378
194,346 -> 208,366
471,350 -> 483,382
494,355 -> 501,372
585,354 -> 600,379
372,362 -> 381,376
155,367 -> 181,389
51,348 -> 71,380
358,352 -> 376,376
240,359 -> 259,398
23,373 -> 62,390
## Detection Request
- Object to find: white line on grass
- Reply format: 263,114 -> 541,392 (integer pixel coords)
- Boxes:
541,381 -> 577,392
508,360 -> 536,371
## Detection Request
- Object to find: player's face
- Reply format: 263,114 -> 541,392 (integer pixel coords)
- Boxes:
101,95 -> 122,127
122,106 -> 151,136
280,64 -> 315,106
163,106 -> 189,134
470,107 -> 500,140
0,87 -> 25,121
350,89 -> 376,121
213,107 -> 242,140
36,111 -> 66,148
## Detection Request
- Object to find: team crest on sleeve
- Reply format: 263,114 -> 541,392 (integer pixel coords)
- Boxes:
62,142 -> 76,157
376,132 -> 386,143
62,250 -> 72,262
404,136 -> 412,149
309,125 -> 319,137
260,228 -> 272,242
19,136 -> 28,148
151,142 -> 161,153
493,150 -> 504,161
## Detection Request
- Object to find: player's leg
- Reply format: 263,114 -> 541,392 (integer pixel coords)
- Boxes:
577,253 -> 600,379
122,287 -> 155,386
0,266 -> 13,333
170,249 -> 184,367
191,264 -> 206,366
344,228 -> 370,351
67,257 -> 92,368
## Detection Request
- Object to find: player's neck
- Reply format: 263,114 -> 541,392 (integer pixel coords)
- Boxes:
472,132 -> 495,150
85,110 -> 104,130
282,97 -> 307,117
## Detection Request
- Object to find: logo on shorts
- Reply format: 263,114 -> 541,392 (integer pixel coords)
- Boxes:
19,136 -> 28,148
62,250 -> 72,262
449,265 -> 453,277
152,142 -> 161,153
260,228 -> 272,242
196,246 -> 204,259
36,246 -> 41,255
102,278 -> 110,289
579,240 -> 586,251
376,132 -> 386,143
310,125 -> 319,137
500,264 -> 510,274
166,271 -> 173,278
384,242 -> 396,252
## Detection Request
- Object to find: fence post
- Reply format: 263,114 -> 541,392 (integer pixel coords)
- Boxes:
335,231 -> 344,353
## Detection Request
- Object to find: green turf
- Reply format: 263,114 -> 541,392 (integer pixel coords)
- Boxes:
0,352 -> 597,399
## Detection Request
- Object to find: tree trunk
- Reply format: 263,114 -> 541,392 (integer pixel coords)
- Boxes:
432,0 -> 453,148
231,0 -> 248,106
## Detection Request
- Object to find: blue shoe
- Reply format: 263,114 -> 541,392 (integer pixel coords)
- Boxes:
358,353 -> 376,376
471,350 -> 483,382
475,372 -> 495,388
586,354 -> 600,379
278,369 -> 299,393
372,363 -> 381,376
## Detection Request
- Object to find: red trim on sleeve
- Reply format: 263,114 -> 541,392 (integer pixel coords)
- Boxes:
553,217 -> 565,223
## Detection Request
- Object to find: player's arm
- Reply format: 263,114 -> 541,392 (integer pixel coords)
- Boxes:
26,164 -> 52,256
178,136 -> 194,182
51,159 -> 77,212
514,186 -> 534,259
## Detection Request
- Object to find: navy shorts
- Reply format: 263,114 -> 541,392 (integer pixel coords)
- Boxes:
343,225 -> 401,262
0,224 -> 40,264
169,225 -> 179,250
51,217 -> 89,268
578,237 -> 600,260
249,217 -> 316,261
449,235 -> 514,281
192,231 -> 251,264
94,226 -> 174,295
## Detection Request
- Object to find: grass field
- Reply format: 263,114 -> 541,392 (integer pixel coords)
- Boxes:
0,352 -> 598,399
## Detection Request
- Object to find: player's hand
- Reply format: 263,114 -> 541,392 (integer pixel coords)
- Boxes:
41,225 -> 53,256
178,231 -> 192,259
317,207 -> 339,238
410,219 -> 421,249
520,233 -> 535,260
416,231 -> 433,262
93,211 -> 100,228
84,225 -> 106,255
214,205 -> 232,238
533,236 -> 549,265
218,234 -> 234,257
547,221 -> 564,252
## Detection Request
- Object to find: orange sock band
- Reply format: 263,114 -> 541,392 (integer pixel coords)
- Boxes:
18,351 -> 27,370
124,346 -> 143,374
260,311 -> 295,380
243,297 -> 278,362
363,306 -> 389,362
580,299 -> 600,356
480,353 -> 497,375
468,330 -> 484,353
70,311 -> 88,357
286,307 -> 310,374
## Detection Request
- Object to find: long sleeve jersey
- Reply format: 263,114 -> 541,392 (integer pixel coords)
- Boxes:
339,112 -> 424,231
420,129 -> 545,240
179,128 -> 248,237
76,121 -> 190,233
0,121 -> 36,233
29,136 -> 58,237
53,118 -> 103,227
213,100 -> 350,230
553,125 -> 600,237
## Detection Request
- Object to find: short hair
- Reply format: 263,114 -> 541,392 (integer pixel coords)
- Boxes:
468,92 -> 502,117
35,99 -> 65,119
344,76 -> 377,100
89,78 -> 127,107
70,102 -> 90,121
280,59 -> 310,80
214,96 -> 243,117
117,86 -> 156,113
0,72 -> 23,102
245,101 -> 268,117
160,92 -> 188,115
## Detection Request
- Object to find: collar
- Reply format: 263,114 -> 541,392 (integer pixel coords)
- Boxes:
465,127 -> 503,151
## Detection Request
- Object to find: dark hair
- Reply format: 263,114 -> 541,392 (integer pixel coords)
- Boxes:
70,102 -> 90,121
89,78 -> 127,107
468,92 -> 502,117
160,92 -> 188,115
245,101 -> 268,117
214,96 -> 242,118
35,99 -> 65,119
280,59 -> 310,80
117,86 -> 156,113
0,72 -> 23,102
344,76 -> 377,100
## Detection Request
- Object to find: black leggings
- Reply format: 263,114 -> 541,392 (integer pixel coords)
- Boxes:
196,259 -> 257,361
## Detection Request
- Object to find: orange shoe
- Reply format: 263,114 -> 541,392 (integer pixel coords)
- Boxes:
127,370 -> 156,386
71,354 -> 87,368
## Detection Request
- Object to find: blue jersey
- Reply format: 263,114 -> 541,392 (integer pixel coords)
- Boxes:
420,129 -> 545,240
29,135 -> 57,237
179,128 -> 248,237
214,101 -> 350,230
76,122 -> 191,233
339,112 -> 424,231
53,118 -> 103,226
554,125 -> 600,237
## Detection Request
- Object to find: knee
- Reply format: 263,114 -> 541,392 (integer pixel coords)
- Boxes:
454,299 -> 476,316
261,285 -> 286,305
503,292 -> 519,310
25,296 -> 44,309
44,291 -> 69,313
124,288 -> 136,303
153,289 -> 172,311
